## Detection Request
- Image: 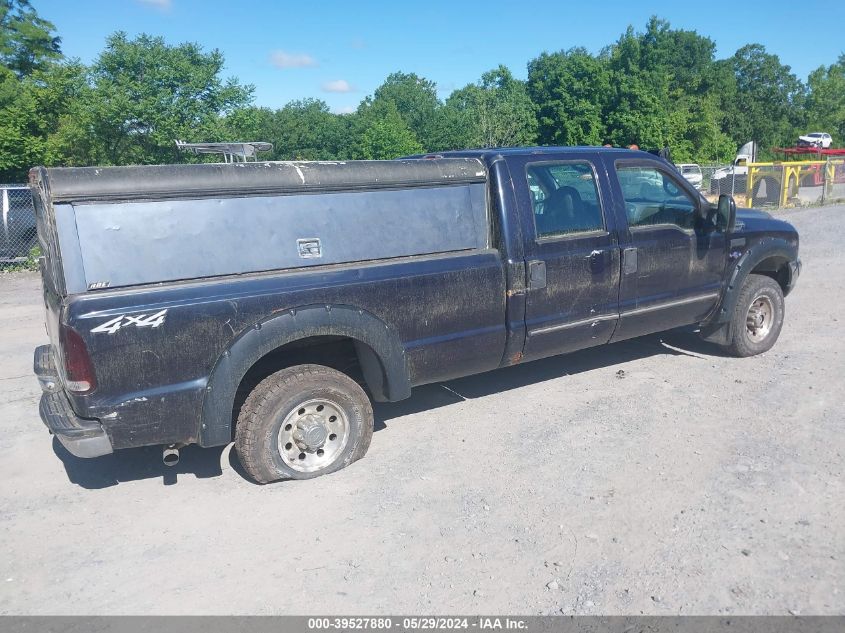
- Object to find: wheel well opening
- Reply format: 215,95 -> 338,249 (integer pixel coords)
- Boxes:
230,336 -> 386,438
750,256 -> 790,292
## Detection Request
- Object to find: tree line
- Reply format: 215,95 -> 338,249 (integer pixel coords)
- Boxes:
2,0 -> 844,182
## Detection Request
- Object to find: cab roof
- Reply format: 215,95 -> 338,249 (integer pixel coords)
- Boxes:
409,145 -> 660,162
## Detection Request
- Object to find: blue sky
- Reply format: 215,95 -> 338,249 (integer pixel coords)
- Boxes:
39,0 -> 845,113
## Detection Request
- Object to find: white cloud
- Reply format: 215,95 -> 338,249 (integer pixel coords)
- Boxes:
333,106 -> 357,114
269,51 -> 318,69
322,79 -> 353,93
137,0 -> 171,10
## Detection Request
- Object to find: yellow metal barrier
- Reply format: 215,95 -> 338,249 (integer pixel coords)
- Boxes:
746,160 -> 844,207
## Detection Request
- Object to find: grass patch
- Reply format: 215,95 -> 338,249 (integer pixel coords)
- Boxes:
1,246 -> 41,273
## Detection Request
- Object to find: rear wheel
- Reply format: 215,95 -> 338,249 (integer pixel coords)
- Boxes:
724,274 -> 785,357
235,364 -> 373,483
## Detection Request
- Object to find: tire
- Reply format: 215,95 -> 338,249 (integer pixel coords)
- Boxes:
724,274 -> 785,357
234,364 -> 374,483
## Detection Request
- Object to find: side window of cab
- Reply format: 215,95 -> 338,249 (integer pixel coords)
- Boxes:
526,161 -> 605,239
616,165 -> 698,231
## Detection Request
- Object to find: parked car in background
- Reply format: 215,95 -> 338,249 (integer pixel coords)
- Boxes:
677,163 -> 703,189
798,132 -> 832,149
616,165 -> 663,193
1,186 -> 37,262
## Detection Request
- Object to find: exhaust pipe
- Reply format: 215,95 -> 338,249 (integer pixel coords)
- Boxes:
162,444 -> 180,467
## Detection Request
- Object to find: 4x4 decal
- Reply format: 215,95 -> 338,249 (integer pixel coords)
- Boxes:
90,309 -> 168,335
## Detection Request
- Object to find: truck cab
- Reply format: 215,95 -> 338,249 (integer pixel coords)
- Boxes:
440,147 -> 796,355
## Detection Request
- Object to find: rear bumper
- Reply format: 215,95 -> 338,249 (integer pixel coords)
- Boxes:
34,345 -> 113,458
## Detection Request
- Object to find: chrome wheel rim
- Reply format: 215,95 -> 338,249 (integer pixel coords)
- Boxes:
746,295 -> 774,342
277,398 -> 349,473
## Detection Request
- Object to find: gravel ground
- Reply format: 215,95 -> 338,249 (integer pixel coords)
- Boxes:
0,205 -> 842,616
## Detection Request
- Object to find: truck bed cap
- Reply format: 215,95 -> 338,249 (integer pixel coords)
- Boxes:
31,158 -> 488,204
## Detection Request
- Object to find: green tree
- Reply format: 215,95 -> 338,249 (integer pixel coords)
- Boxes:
57,32 -> 253,166
634,18 -> 735,162
0,0 -> 61,77
578,18 -> 737,162
0,65 -> 44,177
528,48 -> 609,146
722,43 -> 805,154
371,71 -> 440,148
639,16 -> 717,95
439,65 -> 537,149
805,54 -> 845,144
351,99 -> 422,159
222,105 -> 276,147
662,93 -> 736,163
227,100 -> 349,161
0,61 -> 87,180
428,100 -> 473,151
603,25 -> 671,148
271,99 -> 347,159
3,11 -> 844,175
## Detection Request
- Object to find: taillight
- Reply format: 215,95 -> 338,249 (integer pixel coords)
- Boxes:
59,324 -> 97,393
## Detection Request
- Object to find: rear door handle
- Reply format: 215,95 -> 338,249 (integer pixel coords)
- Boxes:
622,247 -> 638,274
527,260 -> 546,290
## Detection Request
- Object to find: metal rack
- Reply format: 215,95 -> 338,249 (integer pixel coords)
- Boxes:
175,140 -> 273,163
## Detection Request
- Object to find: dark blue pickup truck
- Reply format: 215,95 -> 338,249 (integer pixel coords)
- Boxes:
30,147 -> 801,483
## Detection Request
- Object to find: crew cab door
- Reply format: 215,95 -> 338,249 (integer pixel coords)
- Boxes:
511,154 -> 621,362
607,158 -> 727,341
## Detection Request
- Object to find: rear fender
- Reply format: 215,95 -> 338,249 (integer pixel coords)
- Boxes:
199,304 -> 409,447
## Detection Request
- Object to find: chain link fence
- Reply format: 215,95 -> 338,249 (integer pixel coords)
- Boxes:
697,159 -> 845,209
698,164 -> 751,208
1,184 -> 38,265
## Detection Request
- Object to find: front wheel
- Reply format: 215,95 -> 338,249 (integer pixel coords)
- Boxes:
724,274 -> 785,357
235,364 -> 374,483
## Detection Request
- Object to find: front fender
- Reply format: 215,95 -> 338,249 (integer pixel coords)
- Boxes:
198,304 -> 410,447
701,237 -> 798,344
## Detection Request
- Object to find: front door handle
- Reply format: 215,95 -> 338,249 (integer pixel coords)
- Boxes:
587,249 -> 605,272
527,260 -> 546,290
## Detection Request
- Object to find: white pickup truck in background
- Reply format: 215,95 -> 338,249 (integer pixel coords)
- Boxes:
709,141 -> 758,195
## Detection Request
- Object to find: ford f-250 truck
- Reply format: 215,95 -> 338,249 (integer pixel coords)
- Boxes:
30,147 -> 801,483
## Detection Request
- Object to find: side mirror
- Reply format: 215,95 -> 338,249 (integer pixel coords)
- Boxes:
717,194 -> 737,233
